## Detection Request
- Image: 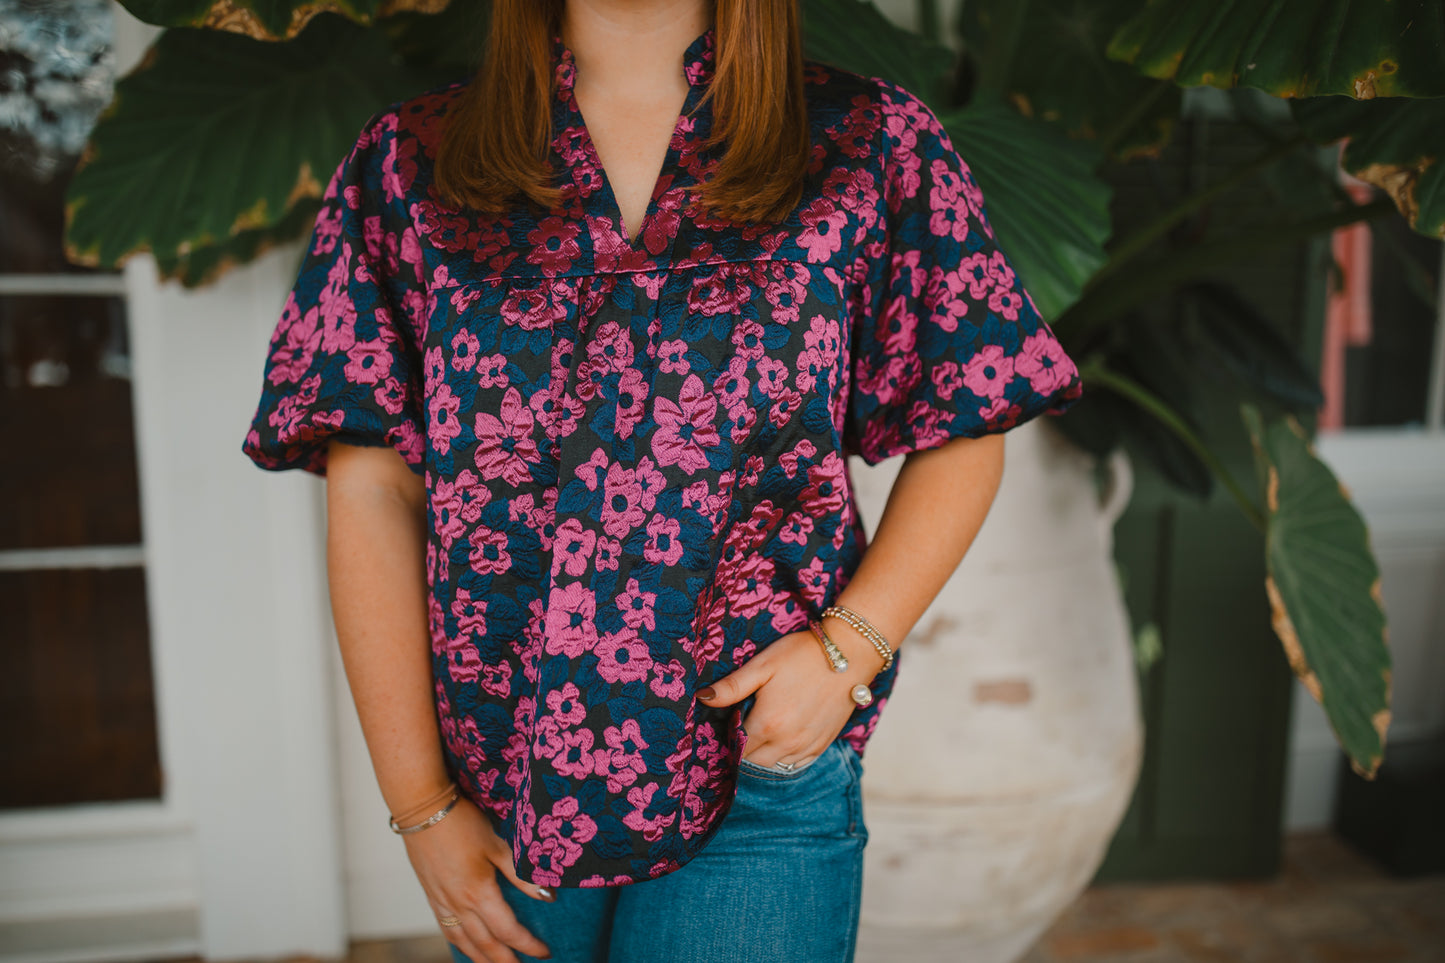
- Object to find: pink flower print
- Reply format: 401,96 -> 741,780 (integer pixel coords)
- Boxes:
450,323 -> 479,368
622,782 -> 677,842
546,681 -> 588,728
576,446 -> 611,492
754,356 -> 790,398
931,360 -> 965,401
503,283 -> 567,330
644,513 -> 684,566
595,719 -> 650,793
705,358 -> 745,414
793,345 -> 828,395
538,796 -> 598,864
451,587 -> 488,637
374,375 -> 408,416
779,510 -> 815,545
614,367 -> 649,440
988,286 -> 1024,321
724,401 -> 758,445
730,318 -> 766,362
423,343 -> 446,387
768,386 -> 803,427
985,249 -> 1015,290
649,659 -> 687,701
798,197 -> 847,262
525,217 -> 582,275
267,303 -> 320,385
601,464 -> 648,539
344,339 -> 391,385
740,453 -> 764,488
586,320 -> 635,373
727,553 -> 776,619
480,660 -> 512,698
442,634 -> 481,683
802,451 -> 848,514
312,205 -> 343,255
427,382 -> 462,454
544,582 -> 598,658
431,475 -> 479,551
979,394 -> 1023,431
777,438 -> 817,478
805,313 -> 842,355
467,524 -> 511,576
927,158 -> 970,242
533,715 -> 566,760
552,518 -> 596,578
798,555 -> 832,607
595,535 -> 622,571
617,577 -> 657,631
595,628 -> 653,685
653,374 -> 720,475
1015,329 -> 1077,396
551,730 -> 600,781
475,353 -> 510,389
473,386 -> 538,487
657,338 -> 690,375
635,456 -> 666,510
962,343 -> 1016,400
959,251 -> 995,301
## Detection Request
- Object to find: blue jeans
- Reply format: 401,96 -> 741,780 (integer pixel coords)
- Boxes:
448,734 -> 868,963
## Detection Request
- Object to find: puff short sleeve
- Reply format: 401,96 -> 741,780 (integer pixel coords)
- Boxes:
240,109 -> 427,478
844,78 -> 1085,466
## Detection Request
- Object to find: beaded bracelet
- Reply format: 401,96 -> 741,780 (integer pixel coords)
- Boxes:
821,604 -> 894,671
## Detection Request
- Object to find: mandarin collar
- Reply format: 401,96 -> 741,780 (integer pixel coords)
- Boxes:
552,25 -> 716,94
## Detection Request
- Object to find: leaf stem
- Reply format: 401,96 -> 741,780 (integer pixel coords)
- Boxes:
1078,358 -> 1267,531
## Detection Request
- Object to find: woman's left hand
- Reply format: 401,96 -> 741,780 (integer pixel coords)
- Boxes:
696,628 -> 878,768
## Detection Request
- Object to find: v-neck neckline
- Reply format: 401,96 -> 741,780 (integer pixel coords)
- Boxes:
551,26 -> 716,258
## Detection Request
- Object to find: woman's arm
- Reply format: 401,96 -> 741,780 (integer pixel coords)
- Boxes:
698,432 -> 1006,765
325,441 -> 554,963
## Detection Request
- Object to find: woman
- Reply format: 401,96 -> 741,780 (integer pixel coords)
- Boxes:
241,0 -> 1083,961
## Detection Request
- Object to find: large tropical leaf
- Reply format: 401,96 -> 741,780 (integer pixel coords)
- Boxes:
957,0 -> 1180,159
1291,95 -> 1445,239
119,0 -> 449,41
64,14 -> 445,279
940,100 -> 1113,320
800,0 -> 955,107
1109,0 -> 1445,99
1179,281 -> 1325,412
1240,402 -> 1391,779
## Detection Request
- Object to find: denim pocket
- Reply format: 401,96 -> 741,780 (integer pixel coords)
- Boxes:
736,737 -> 840,782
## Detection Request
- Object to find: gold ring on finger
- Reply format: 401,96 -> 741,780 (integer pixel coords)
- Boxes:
438,915 -> 462,927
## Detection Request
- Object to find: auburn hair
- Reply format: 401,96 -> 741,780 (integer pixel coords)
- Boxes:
434,0 -> 810,226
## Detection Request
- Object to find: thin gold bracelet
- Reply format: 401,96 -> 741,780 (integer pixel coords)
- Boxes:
388,790 -> 461,835
390,781 -> 459,826
822,604 -> 894,671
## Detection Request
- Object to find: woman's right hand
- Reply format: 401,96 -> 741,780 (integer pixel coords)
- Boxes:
401,796 -> 555,962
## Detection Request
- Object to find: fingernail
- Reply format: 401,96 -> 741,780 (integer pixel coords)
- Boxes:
698,686 -> 716,700
537,885 -> 555,901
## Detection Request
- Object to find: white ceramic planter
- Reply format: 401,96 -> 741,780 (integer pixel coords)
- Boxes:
848,418 -> 1142,963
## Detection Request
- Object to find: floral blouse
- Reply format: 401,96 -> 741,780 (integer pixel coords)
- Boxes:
241,25 -> 1083,888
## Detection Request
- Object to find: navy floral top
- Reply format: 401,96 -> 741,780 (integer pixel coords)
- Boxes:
241,25 -> 1083,888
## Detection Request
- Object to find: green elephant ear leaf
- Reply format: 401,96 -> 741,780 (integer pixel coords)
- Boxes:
1291,95 -> 1445,239
941,100 -> 1114,320
1240,402 -> 1391,780
118,0 -> 449,41
957,0 -> 1180,159
1108,0 -> 1445,99
800,0 -> 956,106
64,13 -> 448,279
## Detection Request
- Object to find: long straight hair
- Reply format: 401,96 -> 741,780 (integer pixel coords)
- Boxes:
434,0 -> 810,226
